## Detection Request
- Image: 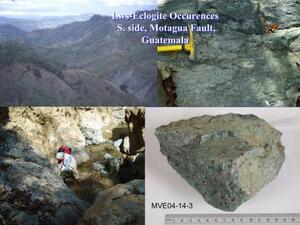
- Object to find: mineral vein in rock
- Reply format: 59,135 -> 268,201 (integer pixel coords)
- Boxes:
155,114 -> 285,211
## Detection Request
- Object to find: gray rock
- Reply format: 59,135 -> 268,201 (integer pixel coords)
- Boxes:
79,114 -> 104,145
0,128 -> 87,225
104,153 -> 123,174
92,162 -> 109,176
78,180 -> 145,225
72,147 -> 92,165
158,0 -> 300,106
155,114 -> 285,211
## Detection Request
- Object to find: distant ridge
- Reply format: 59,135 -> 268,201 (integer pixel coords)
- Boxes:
0,11 -> 157,106
0,14 -> 93,32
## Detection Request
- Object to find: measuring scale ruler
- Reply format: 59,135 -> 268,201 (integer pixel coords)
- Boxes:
165,214 -> 300,225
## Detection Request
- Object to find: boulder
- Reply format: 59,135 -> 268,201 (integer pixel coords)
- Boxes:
104,153 -> 124,174
0,129 -> 87,225
92,162 -> 109,177
156,114 -> 285,211
72,147 -> 92,165
78,180 -> 145,225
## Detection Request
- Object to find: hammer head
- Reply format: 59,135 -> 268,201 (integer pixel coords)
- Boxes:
156,25 -> 196,61
183,26 -> 196,61
189,29 -> 196,61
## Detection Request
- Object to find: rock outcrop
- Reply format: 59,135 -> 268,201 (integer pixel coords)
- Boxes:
78,180 -> 145,225
3,107 -> 142,164
79,109 -> 105,146
156,114 -> 285,211
0,129 -> 87,225
158,0 -> 300,106
4,107 -> 89,165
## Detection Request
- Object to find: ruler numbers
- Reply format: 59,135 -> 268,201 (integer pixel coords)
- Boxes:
165,214 -> 300,224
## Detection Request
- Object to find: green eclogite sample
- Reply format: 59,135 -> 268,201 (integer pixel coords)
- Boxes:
155,114 -> 285,211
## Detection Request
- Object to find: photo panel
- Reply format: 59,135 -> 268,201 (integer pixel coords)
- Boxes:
157,0 -> 300,107
0,1 -> 157,106
146,107 -> 300,224
0,0 -> 300,224
0,107 -> 145,225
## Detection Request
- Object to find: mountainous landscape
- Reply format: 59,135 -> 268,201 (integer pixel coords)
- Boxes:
0,13 -> 157,106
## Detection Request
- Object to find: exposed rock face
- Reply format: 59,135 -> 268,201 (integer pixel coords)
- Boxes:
159,0 -> 300,106
78,180 -> 145,225
4,107 -> 89,165
79,109 -> 105,146
96,108 -> 127,140
155,114 -> 285,211
0,129 -> 87,225
3,107 -> 138,164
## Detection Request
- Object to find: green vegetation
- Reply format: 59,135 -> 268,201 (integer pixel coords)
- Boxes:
0,42 -> 33,65
0,41 -> 66,76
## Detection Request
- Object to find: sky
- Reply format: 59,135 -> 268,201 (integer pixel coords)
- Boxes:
0,0 -> 157,17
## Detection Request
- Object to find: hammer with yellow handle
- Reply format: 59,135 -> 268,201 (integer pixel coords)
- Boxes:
157,26 -> 196,61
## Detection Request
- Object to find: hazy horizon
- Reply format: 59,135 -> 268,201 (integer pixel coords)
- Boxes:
0,0 -> 157,18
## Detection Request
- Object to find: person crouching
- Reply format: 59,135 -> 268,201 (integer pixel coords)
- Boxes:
56,151 -> 79,181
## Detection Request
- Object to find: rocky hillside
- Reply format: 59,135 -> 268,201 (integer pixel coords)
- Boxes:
0,62 -> 135,106
0,41 -> 136,105
0,107 -> 145,225
0,13 -> 157,106
0,24 -> 25,40
158,0 -> 300,107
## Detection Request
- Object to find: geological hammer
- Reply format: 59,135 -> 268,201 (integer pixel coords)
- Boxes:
157,26 -> 196,61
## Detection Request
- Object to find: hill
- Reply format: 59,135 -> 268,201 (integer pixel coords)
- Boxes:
0,24 -> 26,40
0,42 -> 135,105
0,13 -> 157,106
25,14 -> 157,105
0,62 -> 135,106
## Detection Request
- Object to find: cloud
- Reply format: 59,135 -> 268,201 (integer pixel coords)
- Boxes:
102,0 -> 155,7
0,0 -> 156,17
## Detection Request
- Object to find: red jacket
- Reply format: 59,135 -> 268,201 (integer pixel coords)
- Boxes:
57,145 -> 72,163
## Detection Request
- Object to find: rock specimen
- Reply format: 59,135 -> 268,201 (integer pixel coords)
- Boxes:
155,114 -> 285,211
